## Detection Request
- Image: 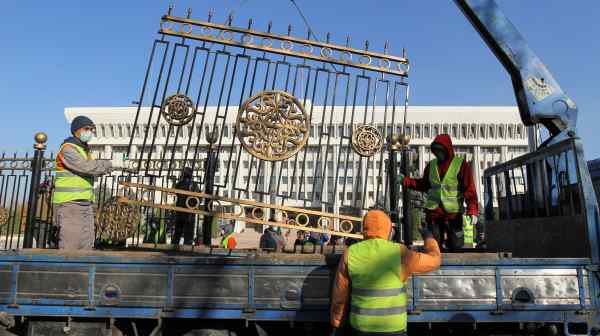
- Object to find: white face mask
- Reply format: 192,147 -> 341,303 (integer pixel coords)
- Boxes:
79,130 -> 93,143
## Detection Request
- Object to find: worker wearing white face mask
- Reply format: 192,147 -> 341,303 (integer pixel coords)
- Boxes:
398,134 -> 479,251
52,116 -> 124,250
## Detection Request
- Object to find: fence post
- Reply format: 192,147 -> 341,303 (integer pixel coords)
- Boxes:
24,132 -> 47,248
387,135 -> 401,243
400,147 -> 413,247
201,128 -> 218,246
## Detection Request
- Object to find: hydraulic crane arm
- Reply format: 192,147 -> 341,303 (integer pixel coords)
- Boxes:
453,0 -> 577,146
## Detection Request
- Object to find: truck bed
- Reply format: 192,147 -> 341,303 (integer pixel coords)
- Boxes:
0,249 -> 596,325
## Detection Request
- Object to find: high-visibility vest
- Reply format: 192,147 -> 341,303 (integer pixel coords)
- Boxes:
222,233 -> 236,249
348,239 -> 407,333
463,215 -> 474,245
52,143 -> 94,204
424,156 -> 464,214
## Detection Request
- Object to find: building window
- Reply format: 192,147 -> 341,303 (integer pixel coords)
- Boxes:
368,191 -> 374,199
489,125 -> 495,138
243,161 -> 249,168
243,176 -> 249,183
338,125 -> 344,137
471,125 -> 477,138
339,192 -> 344,201
307,161 -> 314,169
480,125 -> 486,139
424,125 -> 430,138
299,192 -> 305,199
100,125 -> 106,137
508,125 -> 514,138
310,126 -> 315,137
517,125 -> 524,138
499,126 -> 505,138
346,192 -> 352,200
461,125 -> 468,139
433,125 -> 439,136
307,177 -> 314,184
367,161 -> 373,169
348,176 -> 353,184
452,125 -> 458,138
415,124 -> 421,138
223,126 -> 229,137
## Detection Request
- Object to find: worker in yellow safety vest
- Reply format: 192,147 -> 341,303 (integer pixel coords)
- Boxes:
398,134 -> 479,251
52,116 -> 123,250
330,210 -> 441,335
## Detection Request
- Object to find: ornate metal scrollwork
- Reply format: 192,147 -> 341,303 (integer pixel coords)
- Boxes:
160,94 -> 196,126
236,91 -> 309,161
0,208 -> 8,226
96,197 -> 141,242
118,181 -> 365,240
351,125 -> 383,157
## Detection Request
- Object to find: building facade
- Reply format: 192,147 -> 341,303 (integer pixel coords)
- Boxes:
65,106 -> 530,215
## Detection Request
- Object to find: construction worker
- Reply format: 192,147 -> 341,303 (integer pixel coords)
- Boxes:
53,116 -> 121,250
221,224 -> 237,249
330,210 -> 441,335
172,167 -> 199,245
398,134 -> 478,251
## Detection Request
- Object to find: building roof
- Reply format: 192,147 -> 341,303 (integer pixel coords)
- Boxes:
588,158 -> 600,180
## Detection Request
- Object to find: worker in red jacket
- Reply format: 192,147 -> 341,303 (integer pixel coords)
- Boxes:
398,134 -> 478,251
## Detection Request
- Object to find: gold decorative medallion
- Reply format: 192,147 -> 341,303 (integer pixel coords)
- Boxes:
236,91 -> 309,161
351,125 -> 383,157
160,94 -> 196,126
96,197 -> 140,242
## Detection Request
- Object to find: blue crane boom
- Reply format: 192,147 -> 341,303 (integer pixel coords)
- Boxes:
454,0 -> 578,146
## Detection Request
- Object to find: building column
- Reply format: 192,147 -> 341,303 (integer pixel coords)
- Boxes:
103,145 -> 112,160
473,145 -> 483,206
500,145 -> 508,163
418,145 -> 426,175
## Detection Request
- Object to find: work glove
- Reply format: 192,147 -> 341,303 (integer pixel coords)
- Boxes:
470,215 -> 478,226
397,173 -> 406,185
419,226 -> 434,240
111,155 -> 132,173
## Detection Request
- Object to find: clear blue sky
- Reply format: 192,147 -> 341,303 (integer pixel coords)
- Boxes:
1,1 -> 599,158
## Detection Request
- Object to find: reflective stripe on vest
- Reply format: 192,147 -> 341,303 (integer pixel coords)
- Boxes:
52,143 -> 94,204
463,215 -> 474,245
348,239 -> 407,333
424,156 -> 464,214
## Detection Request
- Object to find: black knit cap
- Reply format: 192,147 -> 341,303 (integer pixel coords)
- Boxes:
70,116 -> 95,134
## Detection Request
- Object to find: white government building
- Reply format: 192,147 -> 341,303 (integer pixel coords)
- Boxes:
64,105 -> 530,215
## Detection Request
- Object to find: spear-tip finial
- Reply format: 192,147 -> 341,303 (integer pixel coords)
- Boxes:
186,8 -> 192,19
384,41 -> 389,54
326,32 -> 331,43
248,18 -> 253,29
267,21 -> 272,33
167,4 -> 174,16
208,9 -> 214,22
364,40 -> 369,51
228,13 -> 234,26
287,24 -> 292,36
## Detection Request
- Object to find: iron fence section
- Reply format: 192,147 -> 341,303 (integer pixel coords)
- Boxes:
126,9 -> 410,219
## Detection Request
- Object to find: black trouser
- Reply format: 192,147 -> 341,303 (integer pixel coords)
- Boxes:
172,213 -> 195,245
426,214 -> 464,252
352,329 -> 407,336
